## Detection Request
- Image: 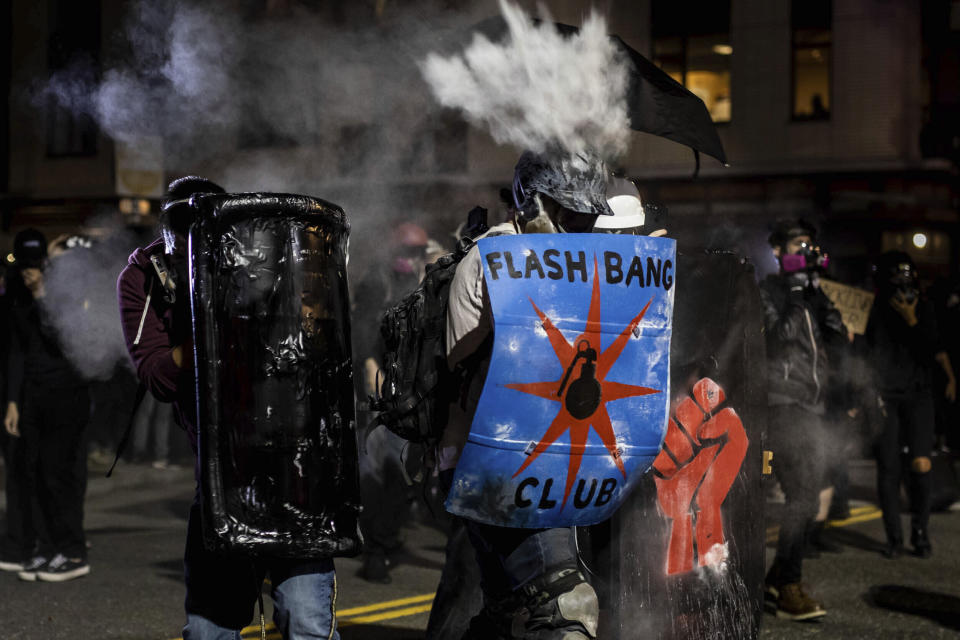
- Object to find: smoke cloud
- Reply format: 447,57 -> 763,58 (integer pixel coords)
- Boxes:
38,1 -> 471,183
40,217 -> 143,381
420,0 -> 631,159
32,0 -> 500,374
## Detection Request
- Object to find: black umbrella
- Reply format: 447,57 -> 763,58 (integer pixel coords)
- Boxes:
470,16 -> 728,167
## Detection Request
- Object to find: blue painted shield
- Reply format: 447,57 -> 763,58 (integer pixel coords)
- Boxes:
446,234 -> 676,527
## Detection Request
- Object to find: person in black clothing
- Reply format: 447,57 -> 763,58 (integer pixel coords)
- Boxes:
865,251 -> 955,559
759,219 -> 846,621
0,262 -> 22,573
353,221 -> 430,583
2,228 -> 91,582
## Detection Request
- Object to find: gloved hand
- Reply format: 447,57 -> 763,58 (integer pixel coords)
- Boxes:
785,270 -> 810,295
890,292 -> 919,327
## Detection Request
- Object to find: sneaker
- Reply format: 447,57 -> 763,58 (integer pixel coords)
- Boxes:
0,556 -> 25,572
17,556 -> 49,582
769,582 -> 826,621
36,554 -> 90,582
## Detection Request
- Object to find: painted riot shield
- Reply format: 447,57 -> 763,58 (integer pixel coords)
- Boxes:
583,250 -> 766,639
446,234 -> 676,528
190,193 -> 361,559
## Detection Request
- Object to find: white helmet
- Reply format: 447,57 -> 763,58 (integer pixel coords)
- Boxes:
594,177 -> 645,234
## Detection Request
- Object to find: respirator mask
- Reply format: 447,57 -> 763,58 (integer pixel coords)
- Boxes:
888,266 -> 919,303
780,241 -> 830,274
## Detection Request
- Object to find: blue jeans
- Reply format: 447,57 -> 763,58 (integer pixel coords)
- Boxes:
182,501 -> 339,640
464,522 -> 578,600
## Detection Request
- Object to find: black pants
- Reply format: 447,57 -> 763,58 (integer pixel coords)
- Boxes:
1,432 -> 33,560
767,403 -> 825,586
874,393 -> 934,545
18,382 -> 90,559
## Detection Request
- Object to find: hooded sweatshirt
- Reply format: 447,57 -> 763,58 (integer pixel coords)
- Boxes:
117,238 -> 197,448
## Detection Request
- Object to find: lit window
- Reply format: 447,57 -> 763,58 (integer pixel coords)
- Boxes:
652,2 -> 732,123
882,230 -> 951,265
792,0 -> 832,120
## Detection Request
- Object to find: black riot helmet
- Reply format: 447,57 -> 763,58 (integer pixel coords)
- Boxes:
511,150 -> 614,227
160,176 -> 225,254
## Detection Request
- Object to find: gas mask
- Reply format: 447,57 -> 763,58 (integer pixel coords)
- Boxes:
780,240 -> 829,274
888,266 -> 919,303
522,194 -> 599,234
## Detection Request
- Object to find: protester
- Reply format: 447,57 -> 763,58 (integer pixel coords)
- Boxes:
438,150 -> 612,639
864,251 -> 956,559
0,262 -> 24,574
759,219 -> 845,620
117,177 -> 342,639
3,228 -> 91,582
353,221 -> 431,583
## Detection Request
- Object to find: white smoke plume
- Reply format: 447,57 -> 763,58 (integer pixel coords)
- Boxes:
420,0 -> 631,160
37,0 -> 466,181
40,217 -> 144,381
30,0 -> 494,372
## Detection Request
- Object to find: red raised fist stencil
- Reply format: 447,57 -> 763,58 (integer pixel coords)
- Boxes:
652,377 -> 749,575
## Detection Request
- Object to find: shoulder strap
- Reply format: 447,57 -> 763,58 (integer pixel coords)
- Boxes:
105,381 -> 148,478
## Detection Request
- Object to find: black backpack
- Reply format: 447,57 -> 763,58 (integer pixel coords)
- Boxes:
370,237 -> 475,443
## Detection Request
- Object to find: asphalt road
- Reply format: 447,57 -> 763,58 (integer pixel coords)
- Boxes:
0,459 -> 958,639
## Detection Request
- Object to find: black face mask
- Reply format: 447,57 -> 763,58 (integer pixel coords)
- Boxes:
898,286 -> 919,303
890,281 -> 918,303
555,208 -> 599,233
885,270 -> 918,303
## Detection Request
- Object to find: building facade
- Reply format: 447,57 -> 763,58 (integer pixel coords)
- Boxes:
2,0 -> 958,284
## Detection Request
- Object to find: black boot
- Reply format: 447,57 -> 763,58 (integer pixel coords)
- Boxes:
358,551 -> 392,584
910,527 -> 932,559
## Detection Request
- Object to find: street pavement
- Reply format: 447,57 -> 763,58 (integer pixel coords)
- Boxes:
0,458 -> 958,639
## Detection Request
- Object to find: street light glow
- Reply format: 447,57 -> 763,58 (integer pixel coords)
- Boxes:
912,233 -> 928,249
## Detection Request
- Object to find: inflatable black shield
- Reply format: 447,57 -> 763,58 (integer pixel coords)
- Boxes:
190,193 -> 361,558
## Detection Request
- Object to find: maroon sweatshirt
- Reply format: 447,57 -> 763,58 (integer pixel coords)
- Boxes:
117,238 -> 198,450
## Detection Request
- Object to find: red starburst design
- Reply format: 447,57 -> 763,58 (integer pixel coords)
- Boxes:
506,256 -> 661,510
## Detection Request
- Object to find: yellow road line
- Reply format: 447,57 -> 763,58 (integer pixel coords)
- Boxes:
340,602 -> 433,626
177,507 -> 886,639
172,593 -> 436,639
337,592 -> 434,617
766,505 -> 883,542
826,508 -> 883,528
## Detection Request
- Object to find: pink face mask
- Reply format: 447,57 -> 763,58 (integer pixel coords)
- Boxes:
782,253 -> 829,273
392,257 -> 415,274
781,253 -> 806,273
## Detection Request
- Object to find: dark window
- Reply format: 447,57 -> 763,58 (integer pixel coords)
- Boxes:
792,0 -> 832,120
46,0 -> 100,157
651,1 -> 732,123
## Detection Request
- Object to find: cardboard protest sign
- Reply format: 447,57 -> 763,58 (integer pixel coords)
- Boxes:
819,279 -> 874,335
